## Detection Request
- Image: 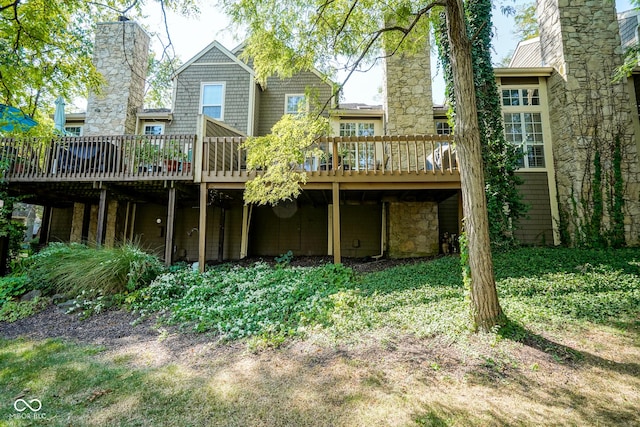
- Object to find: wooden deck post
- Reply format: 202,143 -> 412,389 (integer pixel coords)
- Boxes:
332,182 -> 341,264
96,188 -> 107,247
164,185 -> 176,266
198,183 -> 207,272
327,205 -> 333,256
240,204 -> 252,259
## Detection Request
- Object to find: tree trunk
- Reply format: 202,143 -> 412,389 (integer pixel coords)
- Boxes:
445,0 -> 504,331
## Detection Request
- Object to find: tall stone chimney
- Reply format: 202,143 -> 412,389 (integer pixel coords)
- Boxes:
84,20 -> 150,135
538,0 -> 640,245
383,35 -> 434,135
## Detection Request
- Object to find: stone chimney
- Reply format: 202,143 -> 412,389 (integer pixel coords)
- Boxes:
84,20 -> 150,135
383,34 -> 434,135
538,0 -> 640,245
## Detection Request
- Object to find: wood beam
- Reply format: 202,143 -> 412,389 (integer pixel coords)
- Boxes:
96,188 -> 107,246
240,204 -> 251,259
332,182 -> 341,264
198,183 -> 207,272
164,186 -> 176,266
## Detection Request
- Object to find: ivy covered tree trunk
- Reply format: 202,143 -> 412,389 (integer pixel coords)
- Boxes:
445,0 -> 504,330
437,0 -> 525,246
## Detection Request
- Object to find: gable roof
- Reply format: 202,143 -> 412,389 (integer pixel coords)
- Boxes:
172,40 -> 254,79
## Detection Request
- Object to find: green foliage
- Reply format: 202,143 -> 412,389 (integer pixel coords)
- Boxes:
0,275 -> 29,306
24,242 -> 164,297
513,2 -> 538,41
243,114 -> 329,205
275,250 -> 294,267
132,263 -> 354,342
0,296 -> 48,322
145,54 -> 183,108
435,0 -> 526,247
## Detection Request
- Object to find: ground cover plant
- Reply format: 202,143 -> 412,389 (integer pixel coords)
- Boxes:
0,247 -> 638,426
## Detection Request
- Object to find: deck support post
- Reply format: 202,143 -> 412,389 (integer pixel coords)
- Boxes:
198,183 -> 207,272
327,205 -> 333,256
164,185 -> 176,266
96,188 -> 107,247
240,204 -> 252,259
332,182 -> 341,264
39,206 -> 52,246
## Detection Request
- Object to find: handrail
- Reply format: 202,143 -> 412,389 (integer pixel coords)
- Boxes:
0,135 -> 196,181
202,134 -> 457,177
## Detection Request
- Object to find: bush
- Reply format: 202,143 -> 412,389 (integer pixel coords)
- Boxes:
132,262 -> 354,342
25,242 -> 164,297
0,275 -> 29,305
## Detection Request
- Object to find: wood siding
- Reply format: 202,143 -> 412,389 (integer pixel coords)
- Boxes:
257,71 -> 333,136
515,171 -> 554,245
169,62 -> 252,135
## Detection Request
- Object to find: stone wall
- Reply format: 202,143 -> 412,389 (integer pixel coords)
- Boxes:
538,0 -> 640,245
85,21 -> 150,136
387,202 -> 439,258
383,40 -> 434,135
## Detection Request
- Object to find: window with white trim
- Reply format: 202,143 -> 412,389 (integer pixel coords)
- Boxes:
143,124 -> 164,135
64,126 -> 83,136
435,121 -> 451,135
501,87 -> 545,169
201,83 -> 224,119
339,122 -> 376,170
285,94 -> 307,114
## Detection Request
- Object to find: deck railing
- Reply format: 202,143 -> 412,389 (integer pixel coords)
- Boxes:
0,135 -> 195,181
202,134 -> 457,178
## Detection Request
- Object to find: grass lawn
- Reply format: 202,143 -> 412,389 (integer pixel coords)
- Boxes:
0,247 -> 639,426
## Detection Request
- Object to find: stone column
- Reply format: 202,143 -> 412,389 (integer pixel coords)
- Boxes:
85,20 -> 150,136
538,0 -> 640,245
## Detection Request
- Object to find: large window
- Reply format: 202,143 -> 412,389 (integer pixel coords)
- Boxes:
503,112 -> 545,168
339,122 -> 376,170
501,87 -> 545,169
201,83 -> 224,119
285,94 -> 307,114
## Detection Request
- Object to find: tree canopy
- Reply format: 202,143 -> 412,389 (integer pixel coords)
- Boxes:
0,0 -> 197,124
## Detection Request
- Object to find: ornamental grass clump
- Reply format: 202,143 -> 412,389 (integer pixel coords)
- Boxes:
26,242 -> 164,296
132,262 -> 354,342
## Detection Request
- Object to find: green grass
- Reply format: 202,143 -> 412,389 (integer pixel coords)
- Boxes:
1,247 -> 639,426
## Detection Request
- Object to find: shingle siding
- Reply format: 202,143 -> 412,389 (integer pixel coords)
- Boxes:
257,71 -> 333,136
515,171 -> 554,245
168,46 -> 252,135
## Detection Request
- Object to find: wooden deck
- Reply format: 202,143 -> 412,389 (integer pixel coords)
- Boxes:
1,134 -> 459,188
202,134 -> 460,188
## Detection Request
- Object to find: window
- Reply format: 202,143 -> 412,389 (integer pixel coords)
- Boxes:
201,83 -> 224,119
64,126 -> 83,136
501,88 -> 539,106
503,112 -> 545,168
285,94 -> 306,114
144,124 -> 164,135
339,122 -> 376,170
436,121 -> 451,135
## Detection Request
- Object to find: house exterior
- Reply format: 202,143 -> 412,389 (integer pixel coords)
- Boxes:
2,1 -> 639,268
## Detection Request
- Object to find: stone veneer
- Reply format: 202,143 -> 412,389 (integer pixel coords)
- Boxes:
84,21 -> 149,136
538,0 -> 640,245
383,45 -> 434,135
387,202 -> 439,258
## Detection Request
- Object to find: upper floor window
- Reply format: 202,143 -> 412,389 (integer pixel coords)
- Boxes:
339,122 -> 375,136
64,126 -> 83,136
201,83 -> 225,119
501,88 -> 539,106
503,112 -> 545,168
435,121 -> 451,135
285,94 -> 307,114
144,124 -> 164,135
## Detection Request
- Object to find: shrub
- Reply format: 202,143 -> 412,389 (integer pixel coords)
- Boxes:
25,242 -> 164,297
132,262 -> 354,342
0,275 -> 29,305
